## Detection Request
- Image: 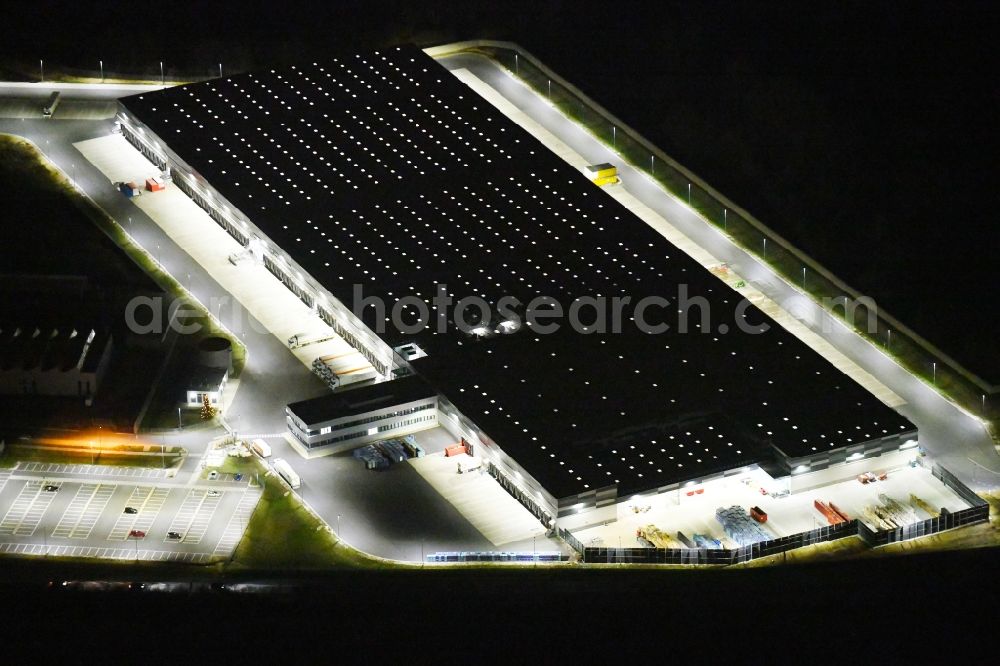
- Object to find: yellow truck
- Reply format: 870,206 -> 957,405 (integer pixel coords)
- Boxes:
586,163 -> 619,186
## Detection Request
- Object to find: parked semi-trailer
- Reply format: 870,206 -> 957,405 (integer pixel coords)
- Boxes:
42,91 -> 60,116
272,458 -> 300,489
251,439 -> 272,458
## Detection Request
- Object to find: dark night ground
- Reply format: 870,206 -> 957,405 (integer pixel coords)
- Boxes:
1,1 -> 996,381
0,1 -> 997,652
0,546 -> 996,660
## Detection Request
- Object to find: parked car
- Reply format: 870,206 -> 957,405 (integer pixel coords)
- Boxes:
123,507 -> 138,515
207,471 -> 219,481
166,532 -> 182,541
234,473 -> 243,482
43,485 -> 59,492
129,530 -> 146,539
207,490 -> 221,498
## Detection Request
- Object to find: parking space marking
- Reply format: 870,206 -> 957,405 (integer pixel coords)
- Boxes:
51,483 -> 115,539
0,470 -> 11,494
15,462 -> 166,480
0,481 -> 54,536
212,489 -> 263,556
0,541 -> 214,563
167,489 -> 222,544
107,486 -> 170,540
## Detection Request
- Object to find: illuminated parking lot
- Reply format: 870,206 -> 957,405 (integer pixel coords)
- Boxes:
0,464 -> 261,563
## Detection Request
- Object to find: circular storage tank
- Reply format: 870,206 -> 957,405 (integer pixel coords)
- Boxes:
198,336 -> 233,370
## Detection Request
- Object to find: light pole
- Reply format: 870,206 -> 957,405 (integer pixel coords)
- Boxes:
687,183 -> 691,205
514,53 -> 518,75
39,59 -> 44,82
762,237 -> 767,260
547,79 -> 551,101
218,63 -> 222,78
887,328 -> 892,351
177,406 -> 182,429
932,362 -> 937,385
612,125 -> 616,149
724,208 -> 727,231
802,266 -> 806,289
650,154 -> 654,176
160,61 -> 164,85
99,59 -> 104,82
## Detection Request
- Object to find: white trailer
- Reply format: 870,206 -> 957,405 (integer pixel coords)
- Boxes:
251,439 -> 272,458
272,458 -> 300,489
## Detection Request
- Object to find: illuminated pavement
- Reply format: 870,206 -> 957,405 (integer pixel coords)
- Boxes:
0,464 -> 261,563
0,52 -> 996,566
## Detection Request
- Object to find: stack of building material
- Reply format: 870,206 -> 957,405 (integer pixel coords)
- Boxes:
311,357 -> 340,390
401,434 -> 425,458
909,493 -> 940,518
878,493 -> 917,526
637,524 -> 682,549
376,439 -> 408,463
693,533 -> 722,549
862,506 -> 896,531
675,531 -> 695,549
714,506 -> 773,546
352,446 -> 389,470
814,499 -> 847,525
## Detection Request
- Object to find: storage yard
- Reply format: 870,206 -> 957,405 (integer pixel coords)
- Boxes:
567,449 -> 970,550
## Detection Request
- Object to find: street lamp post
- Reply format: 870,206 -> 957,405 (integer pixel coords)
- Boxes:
687,183 -> 691,205
932,362 -> 937,385
887,328 -> 892,350
650,154 -> 654,176
802,266 -> 807,289
547,79 -> 551,101
100,59 -> 104,82
514,53 -> 518,75
160,61 -> 164,85
762,237 -> 767,260
612,125 -> 616,149
218,63 -> 222,78
723,208 -> 727,231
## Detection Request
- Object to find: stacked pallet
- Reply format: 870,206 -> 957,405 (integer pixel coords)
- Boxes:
715,506 -> 773,546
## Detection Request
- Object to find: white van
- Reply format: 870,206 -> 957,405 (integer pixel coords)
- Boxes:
251,439 -> 272,458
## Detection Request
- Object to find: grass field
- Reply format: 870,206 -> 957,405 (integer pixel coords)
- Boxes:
229,470 -> 396,570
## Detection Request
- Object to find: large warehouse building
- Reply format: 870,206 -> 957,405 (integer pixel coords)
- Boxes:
117,45 -> 915,527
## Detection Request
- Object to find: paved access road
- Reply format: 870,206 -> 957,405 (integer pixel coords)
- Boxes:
435,52 -> 1000,492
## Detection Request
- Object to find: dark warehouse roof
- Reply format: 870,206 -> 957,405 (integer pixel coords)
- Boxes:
120,45 -> 914,499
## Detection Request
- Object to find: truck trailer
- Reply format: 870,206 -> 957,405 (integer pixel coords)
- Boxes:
272,458 -> 300,489
42,91 -> 60,116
